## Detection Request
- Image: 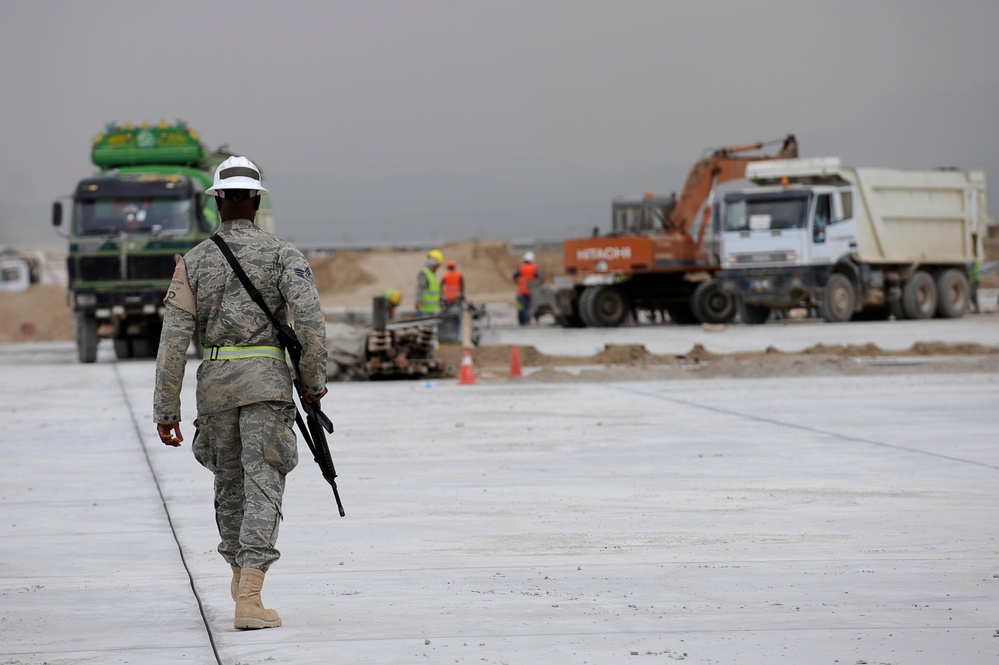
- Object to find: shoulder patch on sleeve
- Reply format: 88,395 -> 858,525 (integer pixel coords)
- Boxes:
293,266 -> 314,283
164,254 -> 197,316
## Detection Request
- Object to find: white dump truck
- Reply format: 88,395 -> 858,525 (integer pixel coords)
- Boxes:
704,157 -> 988,323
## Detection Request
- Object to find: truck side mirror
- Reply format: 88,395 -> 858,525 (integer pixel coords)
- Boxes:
52,201 -> 63,227
194,193 -> 212,232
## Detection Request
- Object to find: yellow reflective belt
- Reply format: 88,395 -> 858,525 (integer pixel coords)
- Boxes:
202,345 -> 285,362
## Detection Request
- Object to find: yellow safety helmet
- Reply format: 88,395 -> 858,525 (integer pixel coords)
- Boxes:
384,289 -> 402,306
427,249 -> 444,265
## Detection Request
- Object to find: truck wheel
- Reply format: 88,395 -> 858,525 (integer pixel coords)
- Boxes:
691,281 -> 736,324
935,269 -> 969,318
902,271 -> 936,319
143,321 -> 163,358
820,273 -> 855,323
131,339 -> 152,358
737,300 -> 770,325
114,338 -> 134,359
579,286 -> 630,327
77,315 -> 98,363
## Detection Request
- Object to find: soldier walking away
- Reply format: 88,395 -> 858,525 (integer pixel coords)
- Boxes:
153,156 -> 329,630
415,249 -> 443,315
441,259 -> 465,307
513,251 -> 539,326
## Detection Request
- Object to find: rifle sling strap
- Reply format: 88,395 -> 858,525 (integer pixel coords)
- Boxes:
209,235 -> 285,336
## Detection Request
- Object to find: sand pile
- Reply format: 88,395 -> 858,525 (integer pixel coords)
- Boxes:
0,285 -> 75,343
309,240 -> 562,308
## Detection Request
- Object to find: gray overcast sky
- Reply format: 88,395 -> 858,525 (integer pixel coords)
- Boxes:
2,1 -> 997,247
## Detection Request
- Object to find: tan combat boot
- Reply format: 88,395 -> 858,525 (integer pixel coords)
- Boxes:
230,565 -> 241,601
234,568 -> 282,630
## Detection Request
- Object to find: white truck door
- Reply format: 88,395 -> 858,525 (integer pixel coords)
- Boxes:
808,189 -> 857,265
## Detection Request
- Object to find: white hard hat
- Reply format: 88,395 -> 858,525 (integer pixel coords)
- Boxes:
206,155 -> 269,199
523,251 -> 535,262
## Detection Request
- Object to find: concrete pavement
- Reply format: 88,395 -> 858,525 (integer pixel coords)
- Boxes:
1,337 -> 998,664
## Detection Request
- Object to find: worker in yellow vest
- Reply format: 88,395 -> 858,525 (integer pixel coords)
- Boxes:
415,249 -> 443,315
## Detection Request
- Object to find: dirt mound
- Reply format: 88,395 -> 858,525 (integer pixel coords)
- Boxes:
436,340 -> 999,382
0,285 -> 75,343
311,250 -> 379,294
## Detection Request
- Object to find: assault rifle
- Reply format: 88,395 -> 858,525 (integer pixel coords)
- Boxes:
211,235 -> 345,517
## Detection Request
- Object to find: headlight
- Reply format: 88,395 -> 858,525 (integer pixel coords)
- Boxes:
75,293 -> 97,307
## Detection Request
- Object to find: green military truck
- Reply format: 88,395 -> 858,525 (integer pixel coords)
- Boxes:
53,121 -> 273,362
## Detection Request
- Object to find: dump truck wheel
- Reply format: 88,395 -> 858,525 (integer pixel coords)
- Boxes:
77,315 -> 98,363
737,301 -> 770,325
579,286 -> 629,327
691,281 -> 736,324
935,269 -> 969,318
820,273 -> 855,323
902,271 -> 936,319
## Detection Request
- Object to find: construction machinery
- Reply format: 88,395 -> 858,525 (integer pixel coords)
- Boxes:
707,157 -> 988,323
52,121 -> 271,362
325,296 -> 450,381
552,135 -> 798,327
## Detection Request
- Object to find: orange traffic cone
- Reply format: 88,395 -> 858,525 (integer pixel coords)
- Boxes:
459,348 -> 477,385
508,345 -> 522,379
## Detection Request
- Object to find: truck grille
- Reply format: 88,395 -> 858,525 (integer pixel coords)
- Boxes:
730,252 -> 791,265
78,255 -> 175,282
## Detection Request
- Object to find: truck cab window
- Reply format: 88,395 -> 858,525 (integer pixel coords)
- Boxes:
724,195 -> 808,232
76,198 -> 192,235
813,193 -> 830,244
839,191 -> 853,221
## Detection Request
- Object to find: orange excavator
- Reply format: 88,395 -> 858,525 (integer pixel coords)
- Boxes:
554,135 -> 798,327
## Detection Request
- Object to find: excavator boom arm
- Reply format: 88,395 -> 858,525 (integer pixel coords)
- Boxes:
667,134 -> 798,235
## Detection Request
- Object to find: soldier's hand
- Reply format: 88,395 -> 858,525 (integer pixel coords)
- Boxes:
157,423 -> 184,447
302,386 -> 328,408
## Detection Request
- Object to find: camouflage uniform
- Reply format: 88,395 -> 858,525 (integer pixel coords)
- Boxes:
153,218 -> 328,572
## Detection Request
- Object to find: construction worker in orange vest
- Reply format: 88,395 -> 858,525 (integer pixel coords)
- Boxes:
441,259 -> 465,308
513,251 -> 539,326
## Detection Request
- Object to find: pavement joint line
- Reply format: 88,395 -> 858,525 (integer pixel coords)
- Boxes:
233,624 -> 995,645
112,361 -> 223,665
610,384 -> 999,473
275,555 -> 998,575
